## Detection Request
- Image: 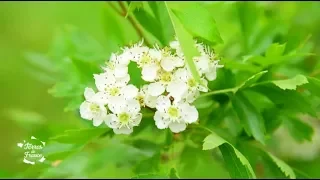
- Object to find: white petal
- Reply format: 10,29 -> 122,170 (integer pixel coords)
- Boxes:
169,122 -> 187,133
92,92 -> 109,105
131,113 -> 142,126
173,57 -> 185,67
104,114 -> 119,129
155,95 -> 171,112
113,126 -> 133,135
147,82 -> 165,97
117,53 -> 131,65
205,69 -> 217,81
154,111 -> 170,129
167,81 -> 188,102
180,103 -> 198,123
141,64 -> 159,82
93,117 -> 104,127
114,66 -> 128,78
126,99 -> 141,115
161,57 -> 176,72
149,49 -> 162,61
185,89 -> 200,103
145,95 -> 157,108
169,40 -> 180,49
174,68 -> 189,82
108,96 -> 126,114
121,84 -> 138,100
116,74 -> 130,86
84,88 -> 95,100
79,101 -> 93,120
196,56 -> 210,73
198,78 -> 208,92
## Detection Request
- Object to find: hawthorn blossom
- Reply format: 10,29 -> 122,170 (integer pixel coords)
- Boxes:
93,72 -> 138,104
147,69 -> 188,101
80,88 -> 108,127
135,85 -> 157,108
173,68 -> 208,103
105,97 -> 142,134
154,95 -> 199,133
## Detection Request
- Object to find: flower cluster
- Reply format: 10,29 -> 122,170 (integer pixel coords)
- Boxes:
80,39 -> 223,134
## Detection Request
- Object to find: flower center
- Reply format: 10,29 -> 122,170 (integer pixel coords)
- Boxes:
168,106 -> 179,118
90,104 -> 100,112
188,78 -> 197,87
160,71 -> 172,83
139,54 -> 152,66
136,95 -> 145,106
119,112 -> 130,124
108,87 -> 120,96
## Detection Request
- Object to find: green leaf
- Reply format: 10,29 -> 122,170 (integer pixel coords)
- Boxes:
251,85 -> 316,117
232,91 -> 266,144
203,132 -> 256,178
64,96 -> 84,112
169,2 -> 223,44
126,2 -> 144,18
305,76 -> 320,98
164,2 -> 201,83
25,52 -> 57,73
235,70 -> 268,91
41,142 -> 83,160
262,107 -> 282,134
272,74 -> 308,90
48,82 -> 86,98
134,152 -> 161,175
148,2 -> 175,46
132,9 -> 166,45
265,43 -> 286,57
169,168 -> 180,179
266,152 -> 296,179
284,116 -> 314,143
237,2 -> 260,51
49,128 -> 109,144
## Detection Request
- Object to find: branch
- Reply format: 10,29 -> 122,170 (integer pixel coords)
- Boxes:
108,1 -> 152,47
199,88 -> 235,98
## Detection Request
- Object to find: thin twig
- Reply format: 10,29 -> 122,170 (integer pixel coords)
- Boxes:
199,88 -> 235,98
107,2 -> 123,15
117,1 -> 152,47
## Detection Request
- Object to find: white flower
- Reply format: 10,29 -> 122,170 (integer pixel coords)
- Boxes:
79,88 -> 108,127
137,48 -> 162,82
122,40 -> 149,62
205,60 -> 224,81
169,40 -> 184,57
135,85 -> 157,108
160,56 -> 184,72
102,53 -> 129,78
94,72 -> 138,104
147,70 -> 188,101
173,68 -> 208,103
105,98 -> 142,135
199,45 -> 224,81
153,95 -> 199,133
158,46 -> 184,72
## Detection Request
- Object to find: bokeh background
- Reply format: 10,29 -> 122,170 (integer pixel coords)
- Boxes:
0,1 -> 320,178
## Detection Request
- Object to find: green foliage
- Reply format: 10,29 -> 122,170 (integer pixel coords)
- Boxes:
165,2 -> 201,83
169,2 -> 223,44
20,1 -> 320,179
203,132 -> 256,178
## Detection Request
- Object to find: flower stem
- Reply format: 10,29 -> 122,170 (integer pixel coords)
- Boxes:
199,88 -> 235,98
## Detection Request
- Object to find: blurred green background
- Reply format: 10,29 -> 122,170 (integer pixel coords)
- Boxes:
0,1 -> 320,178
